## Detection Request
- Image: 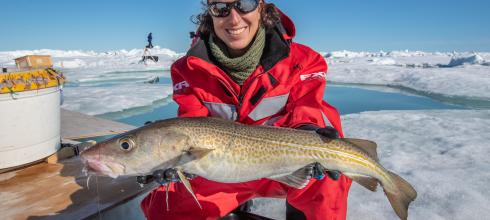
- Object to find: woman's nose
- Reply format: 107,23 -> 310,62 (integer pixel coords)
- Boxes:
227,8 -> 242,25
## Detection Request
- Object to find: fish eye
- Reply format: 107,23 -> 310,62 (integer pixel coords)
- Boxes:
118,137 -> 135,151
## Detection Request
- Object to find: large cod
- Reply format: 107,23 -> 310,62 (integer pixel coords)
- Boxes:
81,117 -> 417,220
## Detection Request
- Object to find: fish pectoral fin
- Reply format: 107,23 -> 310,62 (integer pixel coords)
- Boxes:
343,138 -> 379,162
343,172 -> 378,192
176,170 -> 202,209
180,147 -> 214,164
269,166 -> 313,189
185,147 -> 214,159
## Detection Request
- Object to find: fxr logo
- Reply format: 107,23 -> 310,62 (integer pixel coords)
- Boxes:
300,72 -> 326,81
173,80 -> 189,91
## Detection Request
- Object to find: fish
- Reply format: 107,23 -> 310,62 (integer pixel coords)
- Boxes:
81,117 -> 417,220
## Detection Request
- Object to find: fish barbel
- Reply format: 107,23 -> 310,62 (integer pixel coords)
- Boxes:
81,117 -> 417,219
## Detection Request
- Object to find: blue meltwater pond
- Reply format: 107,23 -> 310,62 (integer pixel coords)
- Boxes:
102,84 -> 464,127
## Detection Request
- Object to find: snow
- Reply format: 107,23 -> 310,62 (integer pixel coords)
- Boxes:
1,48 -> 489,219
0,47 -> 180,67
2,49 -> 489,113
325,51 -> 490,100
252,110 -> 490,220
446,54 -> 488,67
0,47 -> 181,115
369,58 -> 397,65
61,84 -> 173,115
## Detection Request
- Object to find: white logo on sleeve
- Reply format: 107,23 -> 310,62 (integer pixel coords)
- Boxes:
300,72 -> 326,81
173,80 -> 189,91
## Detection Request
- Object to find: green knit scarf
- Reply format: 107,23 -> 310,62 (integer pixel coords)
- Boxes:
209,27 -> 266,85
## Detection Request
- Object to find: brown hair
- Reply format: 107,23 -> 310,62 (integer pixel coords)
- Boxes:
191,0 -> 281,36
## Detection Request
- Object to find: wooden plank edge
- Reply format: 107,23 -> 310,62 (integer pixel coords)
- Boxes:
62,130 -> 133,140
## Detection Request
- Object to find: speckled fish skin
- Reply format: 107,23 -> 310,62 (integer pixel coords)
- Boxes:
81,117 -> 417,220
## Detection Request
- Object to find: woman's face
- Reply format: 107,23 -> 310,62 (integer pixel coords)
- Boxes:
209,0 -> 262,56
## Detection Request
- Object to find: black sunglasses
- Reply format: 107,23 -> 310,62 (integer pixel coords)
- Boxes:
208,0 -> 259,17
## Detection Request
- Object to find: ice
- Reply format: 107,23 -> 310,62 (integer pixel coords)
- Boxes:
251,110 -> 490,220
1,47 -> 489,219
61,84 -> 173,115
0,47 -> 181,115
0,47 -> 182,71
446,54 -> 487,67
325,51 -> 490,99
60,68 -> 174,115
324,50 -> 430,59
369,58 -> 397,65
2,49 -> 489,108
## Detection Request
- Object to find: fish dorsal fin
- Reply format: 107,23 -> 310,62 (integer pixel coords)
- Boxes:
343,138 -> 379,162
180,147 -> 214,164
269,166 -> 313,189
176,170 -> 202,209
343,172 -> 378,192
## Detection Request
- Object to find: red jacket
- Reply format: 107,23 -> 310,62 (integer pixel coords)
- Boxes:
172,15 -> 343,134
142,10 -> 352,220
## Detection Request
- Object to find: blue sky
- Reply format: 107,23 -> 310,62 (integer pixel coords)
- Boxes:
1,0 -> 489,52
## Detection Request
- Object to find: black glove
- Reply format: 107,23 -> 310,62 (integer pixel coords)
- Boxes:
136,168 -> 196,185
297,124 -> 340,139
316,126 -> 340,139
312,162 -> 341,181
297,124 -> 341,181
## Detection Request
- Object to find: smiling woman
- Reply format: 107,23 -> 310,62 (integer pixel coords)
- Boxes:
140,0 -> 352,220
199,0 -> 279,56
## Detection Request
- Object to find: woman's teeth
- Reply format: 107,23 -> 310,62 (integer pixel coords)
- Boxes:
227,27 -> 246,35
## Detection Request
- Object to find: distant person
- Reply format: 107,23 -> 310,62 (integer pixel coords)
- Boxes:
147,32 -> 153,48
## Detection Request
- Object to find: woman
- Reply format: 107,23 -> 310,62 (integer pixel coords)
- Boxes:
141,0 -> 352,219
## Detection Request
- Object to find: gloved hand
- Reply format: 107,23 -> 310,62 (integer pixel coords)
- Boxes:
297,124 -> 339,139
316,126 -> 340,139
297,124 -> 341,181
312,162 -> 341,181
136,168 -> 196,185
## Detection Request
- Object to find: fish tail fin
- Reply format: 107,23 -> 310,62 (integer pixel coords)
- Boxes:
384,171 -> 417,220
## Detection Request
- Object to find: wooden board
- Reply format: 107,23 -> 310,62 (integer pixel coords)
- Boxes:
0,157 -> 156,220
61,109 -> 136,140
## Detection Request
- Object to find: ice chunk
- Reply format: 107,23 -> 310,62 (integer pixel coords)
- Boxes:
446,54 -> 486,67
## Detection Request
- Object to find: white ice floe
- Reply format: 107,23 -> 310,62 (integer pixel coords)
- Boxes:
325,51 -> 490,99
446,54 -> 488,67
59,66 -> 173,115
61,83 -> 173,116
325,50 -> 435,59
0,47 -> 182,71
2,47 -> 181,115
369,58 -> 397,65
252,110 -> 490,220
2,48 -> 489,113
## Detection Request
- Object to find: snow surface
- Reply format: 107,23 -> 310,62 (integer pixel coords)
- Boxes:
0,47 -> 180,69
325,51 -> 490,100
251,110 -> 490,220
2,49 -> 489,114
1,48 -> 489,219
446,54 -> 488,67
0,47 -> 181,115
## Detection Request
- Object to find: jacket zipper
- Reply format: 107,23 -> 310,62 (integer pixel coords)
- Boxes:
240,71 -> 267,100
216,70 -> 267,120
216,78 -> 241,120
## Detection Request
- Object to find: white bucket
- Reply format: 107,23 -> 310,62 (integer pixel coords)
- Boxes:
0,87 -> 61,169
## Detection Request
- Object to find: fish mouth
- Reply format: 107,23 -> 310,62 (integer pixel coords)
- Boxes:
83,158 -> 125,178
